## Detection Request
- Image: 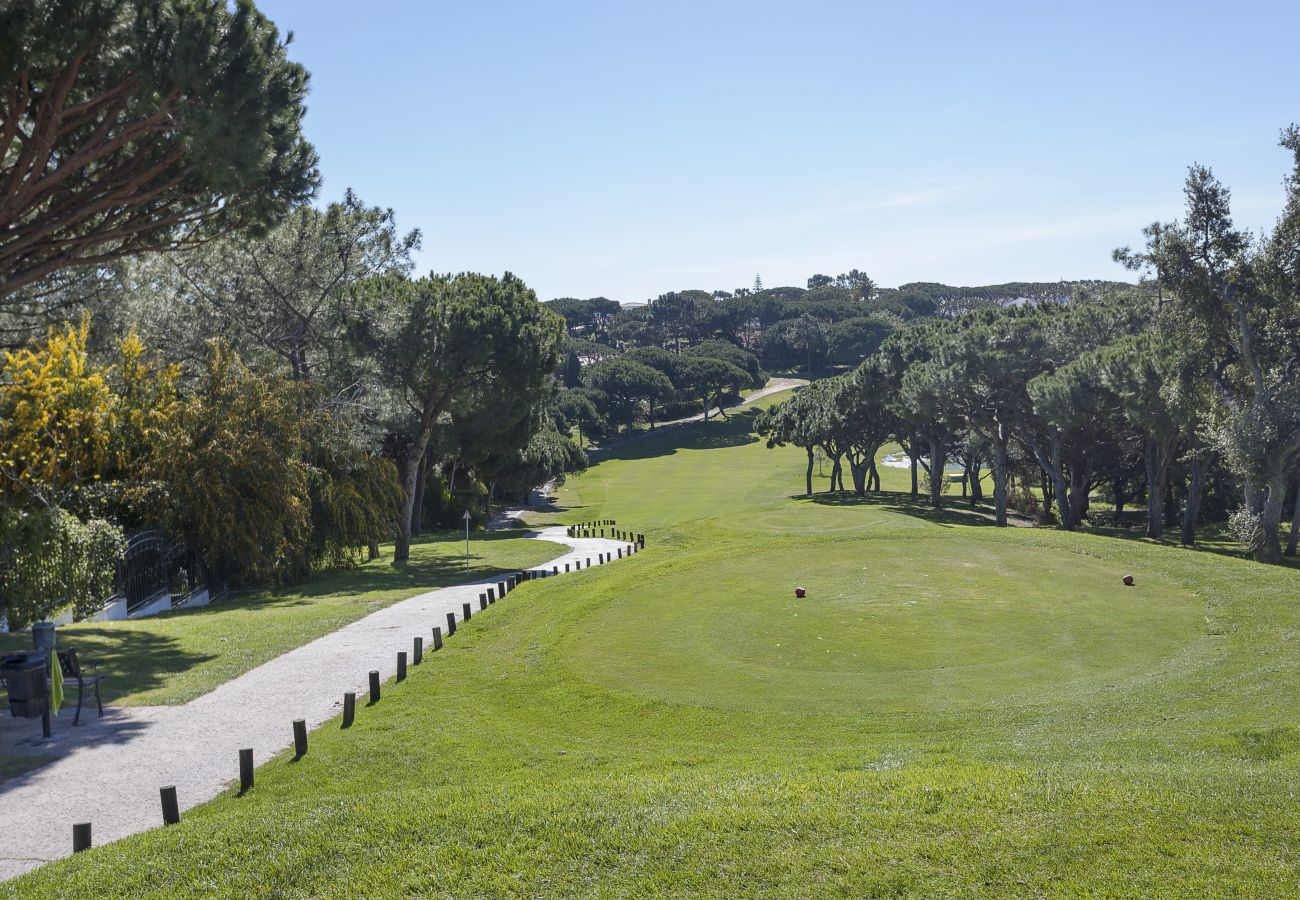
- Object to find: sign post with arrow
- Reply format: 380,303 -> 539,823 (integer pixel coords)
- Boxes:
463,510 -> 472,574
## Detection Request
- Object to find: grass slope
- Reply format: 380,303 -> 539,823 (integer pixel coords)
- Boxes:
0,530 -> 563,706
9,395 -> 1300,897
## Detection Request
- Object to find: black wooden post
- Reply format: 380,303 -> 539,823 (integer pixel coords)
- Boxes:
73,823 -> 92,853
462,602 -> 472,621
396,651 -> 407,682
487,587 -> 496,602
414,636 -> 423,664
369,670 -> 381,703
342,692 -> 356,727
553,565 -> 559,574
432,626 -> 443,650
293,719 -> 308,758
446,612 -> 457,635
565,562 -> 570,572
497,581 -> 507,598
479,593 -> 488,611
239,748 -> 254,794
160,786 -> 180,825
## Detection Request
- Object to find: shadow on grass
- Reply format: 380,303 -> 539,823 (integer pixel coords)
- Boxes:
0,627 -> 215,706
1083,521 -> 1300,571
233,529 -> 549,601
810,490 -> 1300,570
589,408 -> 762,465
804,489 -> 1004,528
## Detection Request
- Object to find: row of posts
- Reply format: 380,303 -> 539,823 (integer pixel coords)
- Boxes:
69,532 -> 646,853
566,523 -> 646,549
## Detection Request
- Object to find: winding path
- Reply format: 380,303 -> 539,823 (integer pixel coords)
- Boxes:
0,525 -> 633,882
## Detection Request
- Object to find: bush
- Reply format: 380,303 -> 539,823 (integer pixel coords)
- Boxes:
0,508 -> 124,629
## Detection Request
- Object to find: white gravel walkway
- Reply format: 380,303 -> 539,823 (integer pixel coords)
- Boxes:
0,524 -> 634,882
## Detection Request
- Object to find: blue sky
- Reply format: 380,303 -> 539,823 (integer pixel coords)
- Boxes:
259,0 -> 1299,301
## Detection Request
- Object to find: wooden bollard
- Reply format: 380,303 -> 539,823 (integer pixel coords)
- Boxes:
160,786 -> 180,825
432,626 -> 443,650
446,612 -> 457,636
553,565 -> 559,575
587,557 -> 592,567
639,534 -> 645,547
239,748 -> 254,793
293,719 -> 307,758
509,575 -> 518,590
487,587 -> 496,602
565,562 -> 570,572
396,651 -> 407,682
73,822 -> 92,853
462,602 -> 472,621
617,548 -> 622,558
369,670 -> 381,703
342,692 -> 356,728
497,581 -> 507,597
414,636 -> 423,664
479,593 -> 488,611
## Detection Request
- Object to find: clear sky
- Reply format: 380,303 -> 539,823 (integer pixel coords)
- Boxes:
258,0 -> 1299,301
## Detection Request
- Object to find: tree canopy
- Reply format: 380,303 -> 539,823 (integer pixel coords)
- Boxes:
0,0 -> 320,300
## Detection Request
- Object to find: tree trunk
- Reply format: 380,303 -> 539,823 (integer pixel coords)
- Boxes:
1287,475 -> 1300,557
367,541 -> 379,561
412,451 -> 429,536
1068,462 -> 1089,528
1039,469 -> 1055,525
927,436 -> 946,509
849,457 -> 867,494
868,460 -> 880,492
1252,474 -> 1287,564
909,435 -> 919,497
829,454 -> 843,492
805,446 -> 814,496
1144,437 -> 1171,540
1181,454 -> 1207,546
992,438 -> 1008,527
1031,436 -> 1074,529
395,392 -> 451,562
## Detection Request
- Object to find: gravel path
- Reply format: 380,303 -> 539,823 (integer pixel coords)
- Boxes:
0,525 -> 634,882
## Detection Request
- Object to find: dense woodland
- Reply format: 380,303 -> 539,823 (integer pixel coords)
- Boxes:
1,1 -> 1298,633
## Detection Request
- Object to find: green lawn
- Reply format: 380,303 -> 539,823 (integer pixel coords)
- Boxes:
0,530 -> 563,706
9,393 -> 1300,897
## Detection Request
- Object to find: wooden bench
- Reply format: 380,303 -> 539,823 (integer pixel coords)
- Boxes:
56,648 -> 104,725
